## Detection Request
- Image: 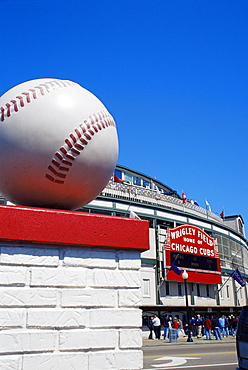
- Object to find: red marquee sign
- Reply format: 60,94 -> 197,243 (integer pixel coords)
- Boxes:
165,224 -> 222,284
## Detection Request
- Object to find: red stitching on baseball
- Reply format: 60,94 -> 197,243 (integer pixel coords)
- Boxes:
6,103 -> 11,117
71,148 -> 80,155
55,152 -> 63,160
88,128 -> 95,135
22,92 -> 31,103
80,138 -> 88,145
11,100 -> 18,112
62,159 -> 72,166
0,79 -> 76,122
29,89 -> 38,99
0,107 -> 5,121
46,111 -> 116,184
16,96 -> 25,107
65,139 -> 73,148
84,133 -> 91,140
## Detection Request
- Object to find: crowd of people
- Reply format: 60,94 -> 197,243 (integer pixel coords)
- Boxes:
148,313 -> 239,340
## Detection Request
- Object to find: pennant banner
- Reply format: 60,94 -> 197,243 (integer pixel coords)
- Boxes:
231,268 -> 246,287
170,263 -> 182,276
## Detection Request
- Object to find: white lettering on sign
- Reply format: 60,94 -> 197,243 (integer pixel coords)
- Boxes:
171,243 -> 198,254
170,227 -> 196,239
199,248 -> 215,257
197,230 -> 213,246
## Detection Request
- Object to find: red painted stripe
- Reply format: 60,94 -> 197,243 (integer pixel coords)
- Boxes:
0,205 -> 150,251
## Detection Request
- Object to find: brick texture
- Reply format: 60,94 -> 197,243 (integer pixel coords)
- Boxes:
0,243 -> 143,370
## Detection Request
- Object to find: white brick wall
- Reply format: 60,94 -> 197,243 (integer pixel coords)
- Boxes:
0,244 -> 143,370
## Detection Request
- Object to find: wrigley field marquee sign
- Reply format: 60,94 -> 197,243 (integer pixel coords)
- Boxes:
165,224 -> 222,284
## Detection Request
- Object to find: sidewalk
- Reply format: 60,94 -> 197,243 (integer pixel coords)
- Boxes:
143,334 -> 236,347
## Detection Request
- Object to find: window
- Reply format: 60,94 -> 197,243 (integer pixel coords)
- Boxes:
114,169 -> 122,180
206,284 -> 210,298
123,172 -> 132,183
165,281 -> 170,296
220,285 -> 223,298
143,279 -> 150,297
197,284 -> 201,297
178,283 -> 183,296
226,285 -> 230,299
143,180 -> 151,188
133,176 -> 141,186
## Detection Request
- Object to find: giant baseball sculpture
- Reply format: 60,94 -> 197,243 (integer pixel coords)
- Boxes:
0,79 -> 118,210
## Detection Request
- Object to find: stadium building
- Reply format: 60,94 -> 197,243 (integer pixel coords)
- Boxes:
79,164 -> 248,325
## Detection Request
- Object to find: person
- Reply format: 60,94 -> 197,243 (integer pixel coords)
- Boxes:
178,317 -> 186,337
191,316 -> 197,337
148,317 -> 154,339
152,315 -> 161,339
224,315 -> 229,337
231,316 -> 239,337
219,315 -> 225,337
196,314 -> 203,338
172,317 -> 180,338
204,315 -> 212,340
211,315 -> 222,340
228,315 -> 234,336
162,314 -> 170,339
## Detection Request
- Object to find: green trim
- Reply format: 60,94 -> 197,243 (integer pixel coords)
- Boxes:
141,258 -> 157,264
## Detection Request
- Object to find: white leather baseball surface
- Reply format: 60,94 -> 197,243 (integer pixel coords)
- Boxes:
0,78 -> 118,210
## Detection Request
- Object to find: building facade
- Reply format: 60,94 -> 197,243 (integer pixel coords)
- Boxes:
79,164 -> 248,324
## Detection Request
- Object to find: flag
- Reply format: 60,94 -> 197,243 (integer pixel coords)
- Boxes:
129,209 -> 141,219
205,200 -> 211,212
114,174 -> 125,183
170,263 -> 182,276
194,201 -> 199,206
231,268 -> 246,287
220,210 -> 225,218
182,192 -> 187,204
152,182 -> 160,195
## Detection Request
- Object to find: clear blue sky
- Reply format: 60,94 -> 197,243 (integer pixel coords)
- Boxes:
1,0 -> 248,232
